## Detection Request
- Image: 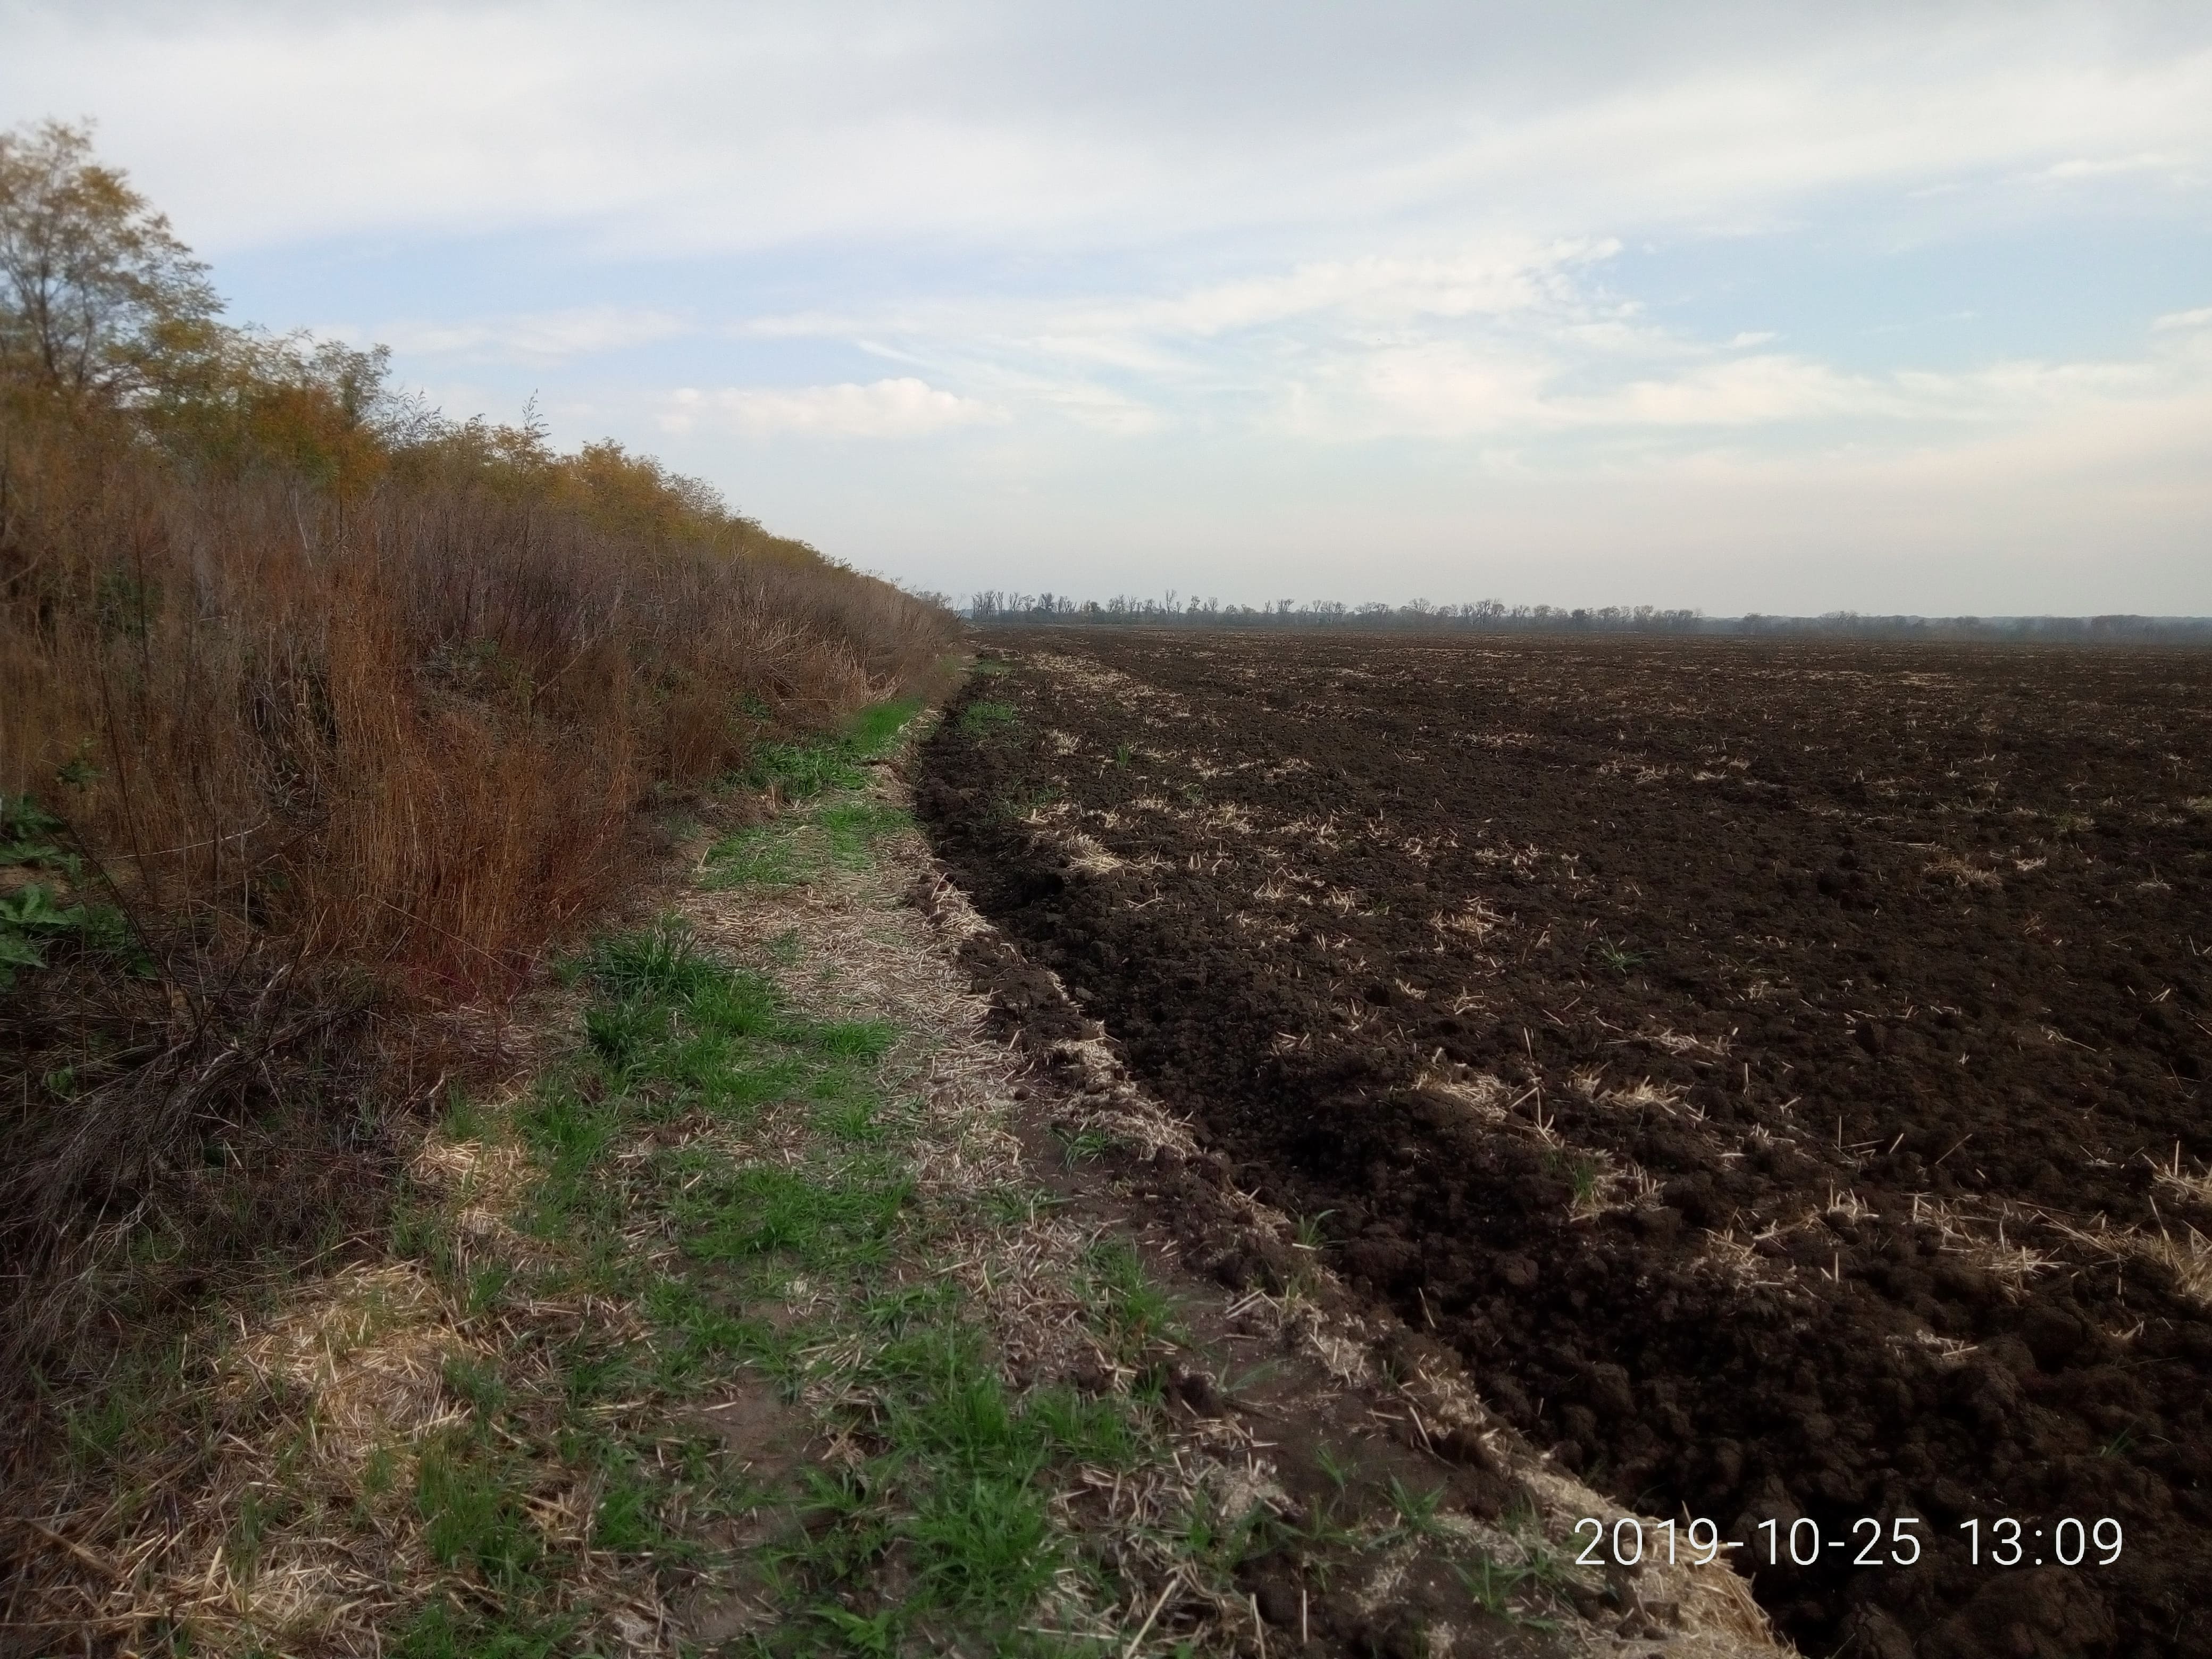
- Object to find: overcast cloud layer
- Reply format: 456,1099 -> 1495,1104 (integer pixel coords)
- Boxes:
7,1 -> 2210,613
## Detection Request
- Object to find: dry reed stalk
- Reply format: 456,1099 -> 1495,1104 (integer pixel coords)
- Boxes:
0,389 -> 956,1427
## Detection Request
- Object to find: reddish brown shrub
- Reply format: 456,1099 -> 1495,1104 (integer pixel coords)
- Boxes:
0,385 -> 956,1368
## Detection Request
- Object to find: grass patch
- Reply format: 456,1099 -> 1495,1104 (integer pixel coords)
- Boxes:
1000,783 -> 1059,820
1083,1237 -> 1183,1362
957,699 -> 1018,738
819,800 -> 912,868
745,697 -> 922,800
393,1598 -> 574,1659
757,1318 -> 1162,1646
675,1163 -> 911,1271
414,1431 -> 542,1588
1453,1557 -> 1563,1631
801,1017 -> 899,1060
1566,1153 -> 1603,1210
1051,1124 -> 1112,1167
747,740 -> 866,800
1590,938 -> 1646,974
847,697 -> 924,759
1385,1476 -> 1450,1542
703,823 -> 805,887
353,762 -> 1423,1656
489,911 -> 1221,1652
706,799 -> 909,890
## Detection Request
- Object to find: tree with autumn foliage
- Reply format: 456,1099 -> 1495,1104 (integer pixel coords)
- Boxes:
0,119 -> 219,399
1,119 -> 428,502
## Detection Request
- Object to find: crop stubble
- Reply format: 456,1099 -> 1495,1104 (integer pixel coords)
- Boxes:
917,629 -> 2212,1658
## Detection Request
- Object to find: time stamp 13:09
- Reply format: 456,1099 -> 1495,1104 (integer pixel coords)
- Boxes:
1571,1515 -> 2124,1570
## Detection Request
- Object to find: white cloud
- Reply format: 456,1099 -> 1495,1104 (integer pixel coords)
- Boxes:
378,307 -> 689,364
9,3 -> 2210,258
1284,344 -> 1550,438
1272,348 -> 1874,440
732,239 -> 1618,356
660,378 -> 1000,439
1256,326 -> 2212,446
2038,151 -> 2189,180
1586,355 -> 1880,426
708,228 -> 2212,462
8,2 -> 2208,608
1060,241 -> 1622,338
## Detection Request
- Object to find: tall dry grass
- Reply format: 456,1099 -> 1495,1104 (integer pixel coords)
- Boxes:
0,387 -> 956,1373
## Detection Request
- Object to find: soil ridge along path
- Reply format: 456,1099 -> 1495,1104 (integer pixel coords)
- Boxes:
913,630 -> 2212,1659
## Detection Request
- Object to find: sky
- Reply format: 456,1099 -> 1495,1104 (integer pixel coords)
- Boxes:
6,1 -> 2210,615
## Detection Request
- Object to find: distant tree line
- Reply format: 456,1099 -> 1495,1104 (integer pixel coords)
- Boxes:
965,591 -> 2212,643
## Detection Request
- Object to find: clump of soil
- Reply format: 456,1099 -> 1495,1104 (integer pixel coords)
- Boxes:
917,630 -> 2212,1658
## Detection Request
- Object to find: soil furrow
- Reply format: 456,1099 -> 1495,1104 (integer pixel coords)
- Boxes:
917,629 -> 2212,1659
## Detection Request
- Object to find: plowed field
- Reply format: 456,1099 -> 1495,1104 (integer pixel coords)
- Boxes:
916,630 -> 2212,1658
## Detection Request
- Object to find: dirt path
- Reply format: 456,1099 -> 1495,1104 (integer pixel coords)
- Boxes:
6,705 -> 1786,1657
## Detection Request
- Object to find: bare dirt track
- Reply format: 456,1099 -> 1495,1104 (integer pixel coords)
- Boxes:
916,629 -> 2212,1659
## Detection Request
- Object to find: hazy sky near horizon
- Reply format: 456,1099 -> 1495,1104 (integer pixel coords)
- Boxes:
7,1 -> 2211,613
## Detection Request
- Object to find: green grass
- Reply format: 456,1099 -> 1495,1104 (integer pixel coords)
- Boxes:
818,801 -> 912,868
392,1598 -> 573,1659
703,823 -> 803,887
801,1017 -> 899,1059
378,916 -> 926,1644
1453,1558 -> 1559,1629
743,697 -> 921,800
1385,1477 -> 1449,1542
1567,1154 -> 1603,1208
1000,784 -> 1059,820
1082,1238 -> 1182,1361
643,1277 -> 784,1389
414,1432 -> 541,1587
846,697 -> 923,758
363,790 -> 1324,1655
707,800 -> 911,890
441,1354 -> 508,1418
589,1457 -> 667,1552
763,1319 -> 1159,1641
1312,1444 -> 1354,1494
533,919 -> 1199,1649
1171,1487 -> 1279,1582
674,1163 -> 911,1271
61,1358 -> 171,1474
905,1470 -> 1060,1613
957,699 -> 1017,738
437,1083 -> 487,1143
815,1094 -> 889,1145
747,740 -> 867,800
1051,1124 -> 1111,1167
1591,939 -> 1645,974
580,917 -> 727,1003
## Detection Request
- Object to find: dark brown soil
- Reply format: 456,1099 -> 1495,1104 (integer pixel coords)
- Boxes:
915,630 -> 2212,1658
